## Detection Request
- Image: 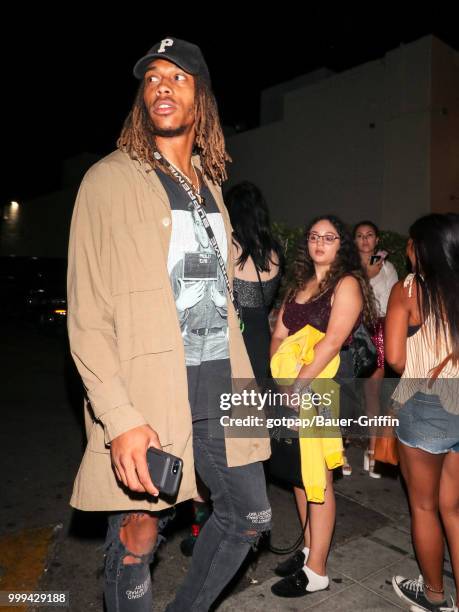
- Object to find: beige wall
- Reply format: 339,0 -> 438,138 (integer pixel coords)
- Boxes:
226,36 -> 448,233
430,38 -> 459,214
380,39 -> 432,231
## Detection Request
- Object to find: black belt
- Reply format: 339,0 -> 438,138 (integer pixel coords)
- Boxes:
190,327 -> 223,336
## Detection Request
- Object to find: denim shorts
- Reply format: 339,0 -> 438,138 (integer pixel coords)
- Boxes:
395,392 -> 459,454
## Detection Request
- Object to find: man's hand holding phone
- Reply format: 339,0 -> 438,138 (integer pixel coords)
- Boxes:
110,425 -> 162,497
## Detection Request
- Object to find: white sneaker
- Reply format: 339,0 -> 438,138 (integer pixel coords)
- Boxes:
364,450 -> 382,479
342,456 -> 352,476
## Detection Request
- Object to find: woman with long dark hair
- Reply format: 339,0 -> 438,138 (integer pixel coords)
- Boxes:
387,213 -> 459,612
270,214 -> 377,598
226,181 -> 283,383
354,220 -> 398,478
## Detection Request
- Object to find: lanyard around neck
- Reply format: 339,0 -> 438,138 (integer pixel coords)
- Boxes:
154,150 -> 244,331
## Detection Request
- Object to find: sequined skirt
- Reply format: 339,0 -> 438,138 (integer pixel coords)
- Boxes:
371,317 -> 385,369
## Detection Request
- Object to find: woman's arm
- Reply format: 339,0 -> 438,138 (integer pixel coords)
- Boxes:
384,280 -> 409,374
297,276 -> 363,381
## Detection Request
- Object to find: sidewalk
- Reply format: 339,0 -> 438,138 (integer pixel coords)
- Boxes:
34,446 -> 456,611
217,445 -> 456,611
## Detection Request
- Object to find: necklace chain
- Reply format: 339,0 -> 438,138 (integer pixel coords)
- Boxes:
160,153 -> 200,196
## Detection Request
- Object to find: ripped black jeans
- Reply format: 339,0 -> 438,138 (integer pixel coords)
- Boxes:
103,418 -> 271,612
103,510 -> 171,611
165,418 -> 271,611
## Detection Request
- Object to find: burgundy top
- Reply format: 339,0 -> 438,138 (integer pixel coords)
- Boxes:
282,284 -> 361,347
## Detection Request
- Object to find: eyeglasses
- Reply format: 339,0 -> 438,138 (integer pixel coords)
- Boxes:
307,232 -> 340,244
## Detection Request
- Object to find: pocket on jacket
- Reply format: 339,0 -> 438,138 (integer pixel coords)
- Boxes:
114,288 -> 175,360
110,221 -> 164,295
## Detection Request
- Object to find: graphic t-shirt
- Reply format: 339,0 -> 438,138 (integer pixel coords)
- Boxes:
157,168 -> 231,421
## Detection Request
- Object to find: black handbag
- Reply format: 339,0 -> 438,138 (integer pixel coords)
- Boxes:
269,435 -> 303,487
268,404 -> 303,488
349,323 -> 378,378
268,424 -> 309,555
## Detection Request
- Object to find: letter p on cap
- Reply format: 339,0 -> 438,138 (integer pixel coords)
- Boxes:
158,38 -> 174,53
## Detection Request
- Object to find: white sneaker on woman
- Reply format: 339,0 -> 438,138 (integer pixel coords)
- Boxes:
364,450 -> 381,479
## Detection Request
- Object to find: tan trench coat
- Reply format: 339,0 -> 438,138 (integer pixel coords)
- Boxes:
67,150 -> 271,511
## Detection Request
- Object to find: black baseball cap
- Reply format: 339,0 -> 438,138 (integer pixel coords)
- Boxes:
133,37 -> 210,83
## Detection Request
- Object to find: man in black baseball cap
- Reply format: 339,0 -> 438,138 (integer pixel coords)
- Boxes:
67,34 -> 272,612
133,36 -> 211,83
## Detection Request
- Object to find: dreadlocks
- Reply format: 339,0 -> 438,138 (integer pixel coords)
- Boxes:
117,76 -> 231,185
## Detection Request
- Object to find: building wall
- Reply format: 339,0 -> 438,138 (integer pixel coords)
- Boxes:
430,37 -> 459,214
226,36 -> 441,233
380,39 -> 432,231
260,68 -> 334,125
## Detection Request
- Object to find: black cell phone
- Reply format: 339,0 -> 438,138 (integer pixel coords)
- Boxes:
370,255 -> 382,265
146,447 -> 183,498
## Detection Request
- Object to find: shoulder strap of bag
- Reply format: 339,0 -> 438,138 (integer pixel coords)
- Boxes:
153,151 -> 243,331
255,266 -> 268,310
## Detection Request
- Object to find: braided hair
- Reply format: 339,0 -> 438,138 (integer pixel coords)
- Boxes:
117,75 -> 231,185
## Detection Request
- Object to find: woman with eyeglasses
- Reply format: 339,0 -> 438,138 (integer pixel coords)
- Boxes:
354,220 -> 398,478
386,213 -> 459,612
269,215 -> 377,598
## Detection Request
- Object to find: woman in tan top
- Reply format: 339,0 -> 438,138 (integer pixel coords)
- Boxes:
385,213 -> 459,612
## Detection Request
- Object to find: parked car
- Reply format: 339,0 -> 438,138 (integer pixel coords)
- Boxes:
0,256 -> 67,331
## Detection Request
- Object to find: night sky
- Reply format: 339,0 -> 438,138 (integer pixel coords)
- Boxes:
3,11 -> 458,204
